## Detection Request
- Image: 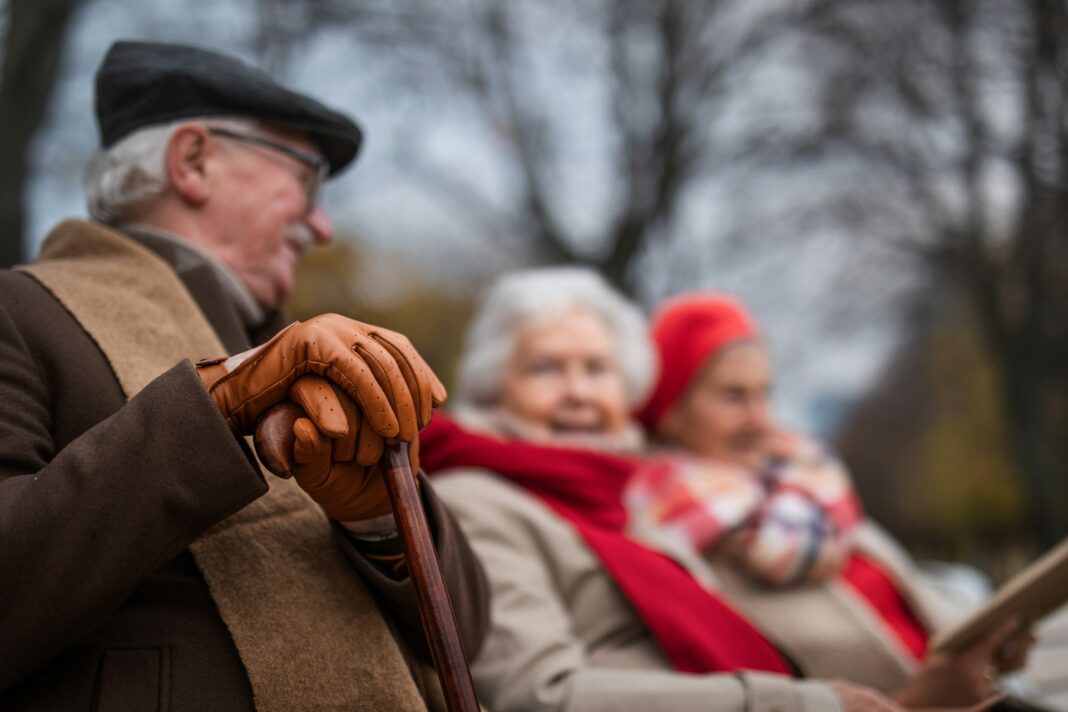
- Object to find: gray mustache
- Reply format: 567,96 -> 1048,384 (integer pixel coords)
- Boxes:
285,222 -> 315,252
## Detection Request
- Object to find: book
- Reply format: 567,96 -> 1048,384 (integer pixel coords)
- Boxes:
931,536 -> 1068,655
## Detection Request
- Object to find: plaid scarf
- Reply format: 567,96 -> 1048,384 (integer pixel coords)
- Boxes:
625,434 -> 862,586
624,435 -> 928,660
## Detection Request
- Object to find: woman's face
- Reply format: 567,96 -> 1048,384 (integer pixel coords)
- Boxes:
659,341 -> 774,469
500,308 -> 631,437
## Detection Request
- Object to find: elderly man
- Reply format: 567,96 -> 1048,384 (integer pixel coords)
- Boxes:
0,41 -> 486,710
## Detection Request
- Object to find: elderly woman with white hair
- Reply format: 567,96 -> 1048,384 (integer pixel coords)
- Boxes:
418,267 -> 943,712
446,266 -> 654,448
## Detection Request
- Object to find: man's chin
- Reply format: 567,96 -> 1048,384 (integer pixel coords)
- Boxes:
265,273 -> 296,312
253,285 -> 282,313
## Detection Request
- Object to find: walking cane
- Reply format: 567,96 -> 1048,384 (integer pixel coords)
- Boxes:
382,444 -> 481,712
254,405 -> 480,712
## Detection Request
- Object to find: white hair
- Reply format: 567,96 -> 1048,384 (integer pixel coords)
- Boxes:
85,116 -> 256,224
455,266 -> 656,408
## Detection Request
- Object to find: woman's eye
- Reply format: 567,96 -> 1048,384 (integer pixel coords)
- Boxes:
721,388 -> 746,403
586,359 -> 609,375
526,360 -> 561,375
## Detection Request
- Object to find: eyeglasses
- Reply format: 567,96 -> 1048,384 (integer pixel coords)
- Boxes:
208,127 -> 329,214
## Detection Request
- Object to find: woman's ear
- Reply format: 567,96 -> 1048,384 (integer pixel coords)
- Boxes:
165,124 -> 212,206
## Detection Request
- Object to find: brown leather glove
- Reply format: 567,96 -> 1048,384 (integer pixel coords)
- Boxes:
196,314 -> 446,438
254,375 -> 421,521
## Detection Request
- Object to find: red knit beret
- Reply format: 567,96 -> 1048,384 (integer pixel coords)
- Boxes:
636,292 -> 759,432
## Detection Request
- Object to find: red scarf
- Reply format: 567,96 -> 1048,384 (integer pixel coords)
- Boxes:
842,556 -> 928,660
420,413 -> 793,675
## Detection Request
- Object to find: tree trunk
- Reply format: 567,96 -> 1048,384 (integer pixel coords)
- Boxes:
0,0 -> 84,268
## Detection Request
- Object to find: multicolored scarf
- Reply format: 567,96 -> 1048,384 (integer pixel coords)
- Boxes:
625,434 -> 927,660
420,412 -> 794,676
625,433 -> 862,586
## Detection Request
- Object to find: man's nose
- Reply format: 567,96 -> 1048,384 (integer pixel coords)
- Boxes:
305,204 -> 333,245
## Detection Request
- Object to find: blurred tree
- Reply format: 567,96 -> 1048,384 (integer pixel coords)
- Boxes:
796,0 -> 1068,547
0,0 -> 85,267
250,0 -> 800,295
838,294 -> 1025,570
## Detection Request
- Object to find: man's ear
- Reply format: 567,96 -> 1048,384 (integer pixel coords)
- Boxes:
165,125 -> 212,206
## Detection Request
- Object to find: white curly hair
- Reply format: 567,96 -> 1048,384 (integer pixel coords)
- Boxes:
455,266 -> 657,409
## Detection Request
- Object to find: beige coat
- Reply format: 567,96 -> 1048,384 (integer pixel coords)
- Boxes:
435,469 -> 967,712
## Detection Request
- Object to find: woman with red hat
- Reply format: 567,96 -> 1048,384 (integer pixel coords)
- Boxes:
631,293 -> 863,588
630,291 -> 1033,708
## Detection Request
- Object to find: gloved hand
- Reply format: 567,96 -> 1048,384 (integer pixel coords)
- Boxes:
196,313 -> 446,438
254,375 -> 422,522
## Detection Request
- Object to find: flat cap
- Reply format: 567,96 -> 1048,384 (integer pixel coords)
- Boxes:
95,40 -> 361,175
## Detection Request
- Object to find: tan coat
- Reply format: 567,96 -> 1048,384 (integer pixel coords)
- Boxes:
435,469 -> 966,712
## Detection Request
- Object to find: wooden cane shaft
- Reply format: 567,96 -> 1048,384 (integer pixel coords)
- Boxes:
383,446 -> 480,712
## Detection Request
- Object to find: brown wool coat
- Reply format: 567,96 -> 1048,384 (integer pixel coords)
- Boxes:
0,221 -> 488,711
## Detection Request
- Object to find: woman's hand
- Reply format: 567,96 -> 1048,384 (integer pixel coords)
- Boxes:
829,679 -> 1008,712
893,617 -> 1034,708
829,680 -> 907,711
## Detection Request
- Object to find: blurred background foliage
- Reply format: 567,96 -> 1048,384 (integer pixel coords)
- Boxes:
2,0 -> 1066,577
286,237 -> 477,396
837,296 -> 1034,578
